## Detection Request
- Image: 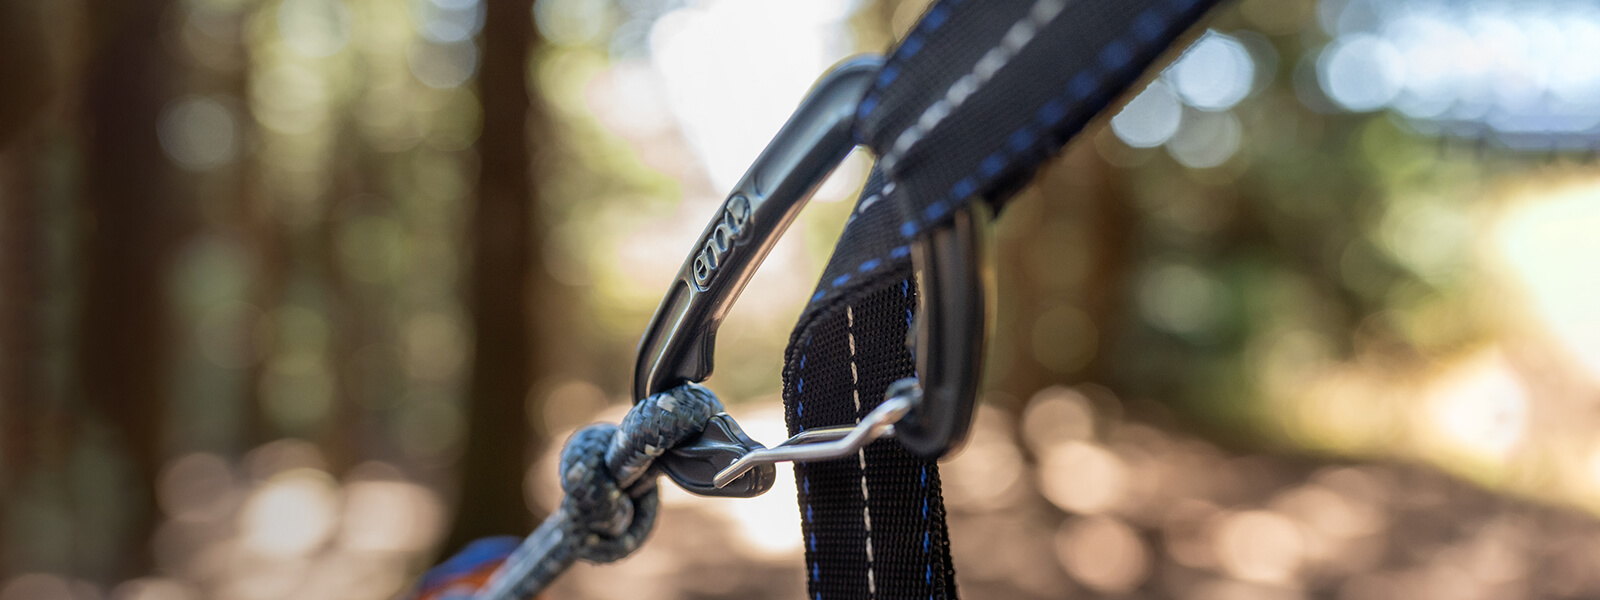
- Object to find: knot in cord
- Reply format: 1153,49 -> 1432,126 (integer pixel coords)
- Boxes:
556,383 -> 722,563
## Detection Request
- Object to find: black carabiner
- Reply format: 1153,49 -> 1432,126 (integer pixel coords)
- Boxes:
900,202 -> 990,460
633,55 -> 990,497
632,56 -> 883,497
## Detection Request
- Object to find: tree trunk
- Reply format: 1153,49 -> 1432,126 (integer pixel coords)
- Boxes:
78,0 -> 187,578
0,137 -> 43,575
444,0 -> 545,552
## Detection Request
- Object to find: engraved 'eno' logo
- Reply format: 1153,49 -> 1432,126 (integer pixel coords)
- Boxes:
690,195 -> 752,290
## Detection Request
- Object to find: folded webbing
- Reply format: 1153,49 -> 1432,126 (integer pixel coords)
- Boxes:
783,0 -> 1222,598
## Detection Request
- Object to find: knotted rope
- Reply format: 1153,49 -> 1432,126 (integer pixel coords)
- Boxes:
469,383 -> 722,599
558,382 -> 720,560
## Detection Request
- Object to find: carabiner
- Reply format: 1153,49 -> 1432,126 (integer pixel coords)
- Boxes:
711,205 -> 990,489
634,54 -> 990,497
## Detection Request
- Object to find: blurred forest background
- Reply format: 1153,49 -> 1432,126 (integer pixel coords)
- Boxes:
4,0 -> 1600,598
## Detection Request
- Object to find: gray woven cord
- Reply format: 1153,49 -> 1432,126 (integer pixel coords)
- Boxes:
609,383 -> 722,487
471,383 -> 723,600
561,382 -> 721,560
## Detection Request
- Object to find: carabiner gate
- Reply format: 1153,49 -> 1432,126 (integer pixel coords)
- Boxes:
634,55 -> 990,498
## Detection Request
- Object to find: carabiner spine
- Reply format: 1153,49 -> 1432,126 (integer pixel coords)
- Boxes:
896,203 -> 993,459
632,56 -> 885,402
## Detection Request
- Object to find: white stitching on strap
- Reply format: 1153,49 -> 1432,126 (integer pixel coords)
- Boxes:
879,0 -> 1067,175
847,307 -> 877,597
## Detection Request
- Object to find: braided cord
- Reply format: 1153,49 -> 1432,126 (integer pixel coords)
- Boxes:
470,383 -> 723,600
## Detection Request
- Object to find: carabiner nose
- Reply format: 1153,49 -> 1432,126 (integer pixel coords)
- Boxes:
632,56 -> 885,497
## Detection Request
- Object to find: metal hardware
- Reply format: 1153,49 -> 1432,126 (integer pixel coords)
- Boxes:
657,412 -> 774,497
633,55 -> 884,497
634,52 -> 993,495
710,204 -> 992,486
899,201 -> 991,459
709,201 -> 991,486
714,379 -> 919,488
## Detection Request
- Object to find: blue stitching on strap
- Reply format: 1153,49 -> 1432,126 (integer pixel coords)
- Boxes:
801,331 -> 817,596
920,462 -> 932,589
903,279 -> 913,328
1007,128 -> 1036,153
857,95 -> 879,118
951,176 -> 976,199
1100,39 -> 1132,70
812,0 -> 1191,309
900,36 -> 924,58
1134,10 -> 1163,42
980,152 -> 1007,177
877,64 -> 901,87
1037,98 -> 1067,125
1069,71 -> 1099,100
859,0 -> 971,122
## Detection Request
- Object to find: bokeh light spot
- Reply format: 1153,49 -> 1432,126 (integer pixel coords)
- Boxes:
250,64 -> 329,135
1318,34 -> 1404,111
1168,31 -> 1256,111
158,96 -> 239,171
1110,81 -> 1183,148
1021,386 -> 1095,452
1166,108 -> 1242,169
239,468 -> 340,557
340,476 -> 445,553
409,41 -> 479,89
413,0 -> 486,43
1424,351 -> 1527,460
277,0 -> 352,58
942,406 -> 1025,510
1138,262 -> 1227,336
1216,510 -> 1305,583
1055,516 -> 1150,593
534,0 -> 609,47
1038,441 -> 1126,514
158,453 -> 236,523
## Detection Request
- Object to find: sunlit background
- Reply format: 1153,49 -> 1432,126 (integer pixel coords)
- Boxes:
3,0 -> 1600,598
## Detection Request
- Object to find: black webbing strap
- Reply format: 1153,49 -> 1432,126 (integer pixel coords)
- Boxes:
782,0 -> 1222,598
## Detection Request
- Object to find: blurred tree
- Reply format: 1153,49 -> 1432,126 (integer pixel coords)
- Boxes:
0,0 -> 56,574
0,0 -> 51,146
77,0 -> 190,579
444,0 -> 548,552
989,140 -> 1141,413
